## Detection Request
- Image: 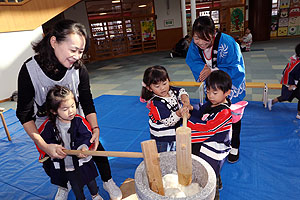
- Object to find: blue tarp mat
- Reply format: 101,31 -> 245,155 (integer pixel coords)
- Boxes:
0,95 -> 300,200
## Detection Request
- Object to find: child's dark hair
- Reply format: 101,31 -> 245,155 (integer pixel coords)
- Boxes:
46,85 -> 75,146
295,43 -> 300,58
206,70 -> 232,93
141,65 -> 170,101
192,16 -> 215,41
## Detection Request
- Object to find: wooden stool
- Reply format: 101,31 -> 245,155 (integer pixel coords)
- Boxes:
0,107 -> 11,141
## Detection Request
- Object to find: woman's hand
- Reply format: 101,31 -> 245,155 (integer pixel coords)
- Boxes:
86,113 -> 100,151
45,143 -> 67,159
199,64 -> 212,82
89,128 -> 99,151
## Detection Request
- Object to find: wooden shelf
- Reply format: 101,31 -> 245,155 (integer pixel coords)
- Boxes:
89,14 -> 157,61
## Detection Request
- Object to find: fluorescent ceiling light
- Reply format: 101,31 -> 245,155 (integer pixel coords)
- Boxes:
112,0 -> 120,3
99,13 -> 107,15
138,4 -> 147,8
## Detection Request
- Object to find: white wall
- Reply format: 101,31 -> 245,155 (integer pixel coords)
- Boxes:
0,27 -> 43,100
154,0 -> 182,30
64,1 -> 91,38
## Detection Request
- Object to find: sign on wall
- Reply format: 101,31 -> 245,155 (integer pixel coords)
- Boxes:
230,7 -> 244,33
141,20 -> 156,41
164,19 -> 174,27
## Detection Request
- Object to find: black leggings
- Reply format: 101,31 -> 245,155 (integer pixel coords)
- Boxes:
277,86 -> 300,112
93,142 -> 112,182
67,170 -> 98,200
231,120 -> 241,149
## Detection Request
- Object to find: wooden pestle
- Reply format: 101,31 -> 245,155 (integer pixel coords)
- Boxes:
176,113 -> 192,186
141,139 -> 165,196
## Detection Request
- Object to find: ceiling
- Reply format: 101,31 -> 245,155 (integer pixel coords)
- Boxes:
84,0 -> 153,16
84,0 -> 244,16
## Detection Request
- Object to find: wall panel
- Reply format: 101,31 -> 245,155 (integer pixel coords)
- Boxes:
156,27 -> 183,51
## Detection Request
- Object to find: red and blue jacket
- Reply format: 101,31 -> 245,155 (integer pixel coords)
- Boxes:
188,100 -> 232,176
279,56 -> 300,100
36,115 -> 98,188
281,56 -> 300,85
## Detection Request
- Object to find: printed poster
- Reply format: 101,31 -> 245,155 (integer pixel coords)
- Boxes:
141,20 -> 156,42
289,16 -> 299,26
288,26 -> 298,35
279,18 -> 289,27
290,0 -> 300,8
289,7 -> 300,17
279,0 -> 290,9
270,31 -> 278,37
279,8 -> 289,18
230,7 -> 244,33
270,15 -> 278,36
278,27 -> 288,36
271,16 -> 278,31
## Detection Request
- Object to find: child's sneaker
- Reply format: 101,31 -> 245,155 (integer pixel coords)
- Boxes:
227,148 -> 239,163
55,186 -> 68,200
92,194 -> 104,200
296,114 -> 300,119
267,99 -> 272,111
103,178 -> 122,200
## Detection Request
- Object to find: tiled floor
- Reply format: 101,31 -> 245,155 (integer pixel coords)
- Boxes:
1,36 -> 300,111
